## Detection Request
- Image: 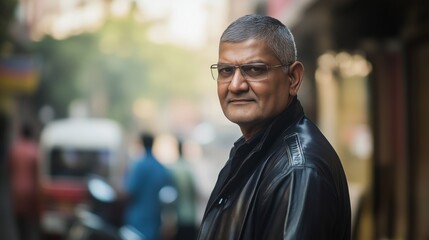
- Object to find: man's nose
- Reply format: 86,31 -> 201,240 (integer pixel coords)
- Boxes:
228,68 -> 249,91
231,67 -> 247,82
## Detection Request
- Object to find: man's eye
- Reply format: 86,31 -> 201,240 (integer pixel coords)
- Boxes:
243,65 -> 267,76
219,67 -> 234,76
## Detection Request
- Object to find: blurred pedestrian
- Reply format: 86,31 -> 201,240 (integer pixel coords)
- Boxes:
8,123 -> 40,240
123,132 -> 175,240
168,138 -> 198,240
198,14 -> 351,239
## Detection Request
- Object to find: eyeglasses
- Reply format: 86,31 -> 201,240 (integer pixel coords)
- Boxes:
210,63 -> 290,82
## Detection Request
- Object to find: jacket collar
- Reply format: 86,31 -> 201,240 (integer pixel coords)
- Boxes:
261,96 -> 304,147
227,96 -> 304,191
203,97 -> 305,218
232,96 -> 304,161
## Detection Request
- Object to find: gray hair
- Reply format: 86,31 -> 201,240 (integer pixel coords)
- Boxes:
220,14 -> 297,65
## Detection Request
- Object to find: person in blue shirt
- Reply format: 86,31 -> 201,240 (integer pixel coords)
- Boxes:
123,132 -> 175,240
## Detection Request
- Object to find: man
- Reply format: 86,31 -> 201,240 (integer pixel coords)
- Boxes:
123,132 -> 175,240
197,15 -> 351,240
8,124 -> 40,240
169,139 -> 198,240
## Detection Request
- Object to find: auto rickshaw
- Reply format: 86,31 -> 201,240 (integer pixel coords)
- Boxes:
38,118 -> 125,237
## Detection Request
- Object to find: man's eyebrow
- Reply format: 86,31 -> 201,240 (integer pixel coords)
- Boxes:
217,60 -> 266,65
245,60 -> 266,64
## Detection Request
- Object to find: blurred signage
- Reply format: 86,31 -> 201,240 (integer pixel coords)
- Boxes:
0,56 -> 40,94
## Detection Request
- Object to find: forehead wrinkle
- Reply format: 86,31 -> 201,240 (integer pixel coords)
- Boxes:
218,39 -> 277,65
218,47 -> 268,65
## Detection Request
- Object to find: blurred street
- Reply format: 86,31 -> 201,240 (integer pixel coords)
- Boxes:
1,0 -> 429,240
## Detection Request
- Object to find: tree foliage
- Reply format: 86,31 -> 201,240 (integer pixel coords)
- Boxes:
33,13 -> 203,125
0,0 -> 17,49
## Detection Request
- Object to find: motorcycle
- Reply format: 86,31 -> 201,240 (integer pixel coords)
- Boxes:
66,174 -> 145,240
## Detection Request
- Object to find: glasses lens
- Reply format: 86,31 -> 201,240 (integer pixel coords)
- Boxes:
241,64 -> 268,81
211,64 -> 235,82
210,64 -> 271,82
218,65 -> 235,79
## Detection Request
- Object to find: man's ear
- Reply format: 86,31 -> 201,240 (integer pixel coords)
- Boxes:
288,61 -> 304,96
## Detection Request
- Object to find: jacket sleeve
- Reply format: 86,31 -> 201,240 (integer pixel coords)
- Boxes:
259,166 -> 339,240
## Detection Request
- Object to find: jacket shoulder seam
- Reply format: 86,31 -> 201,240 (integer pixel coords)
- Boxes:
284,133 -> 305,166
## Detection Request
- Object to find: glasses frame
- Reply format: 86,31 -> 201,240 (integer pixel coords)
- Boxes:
210,62 -> 292,82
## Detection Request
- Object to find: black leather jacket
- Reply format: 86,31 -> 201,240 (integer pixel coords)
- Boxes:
197,98 -> 351,240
